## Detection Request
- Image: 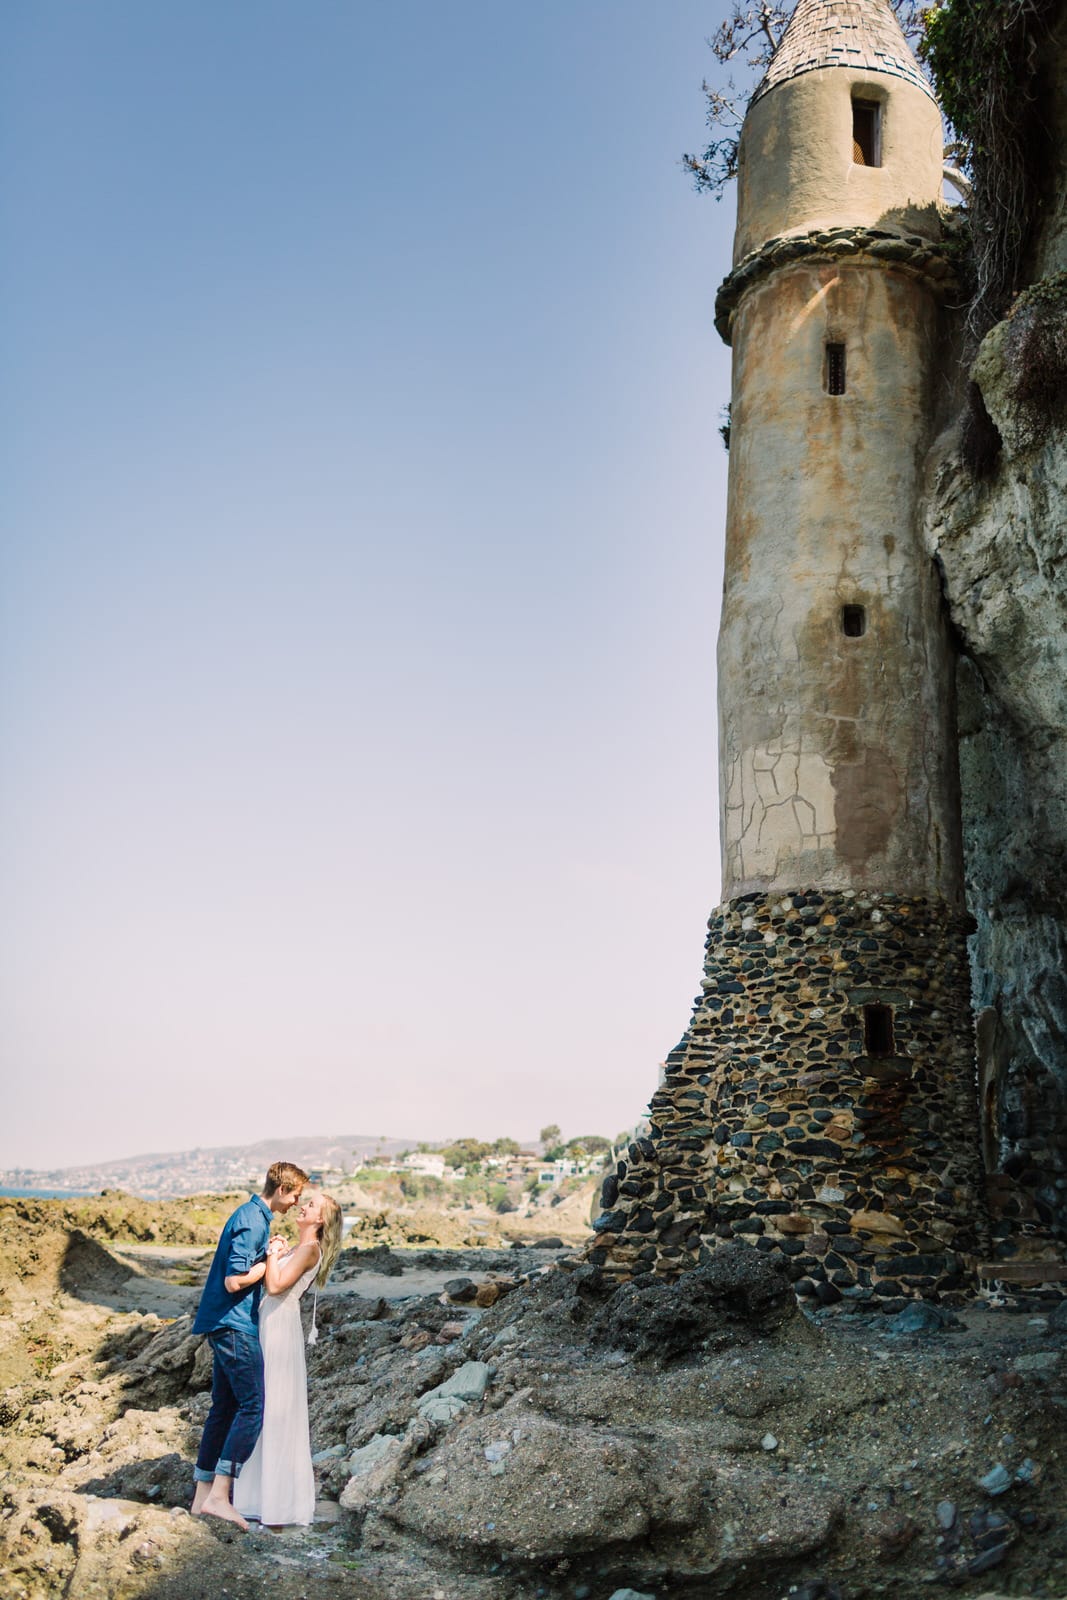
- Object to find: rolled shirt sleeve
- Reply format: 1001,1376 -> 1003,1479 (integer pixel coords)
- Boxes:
224,1220 -> 255,1278
192,1195 -> 273,1336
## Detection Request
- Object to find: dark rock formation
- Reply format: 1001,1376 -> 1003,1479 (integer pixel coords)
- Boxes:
922,7 -> 1067,1253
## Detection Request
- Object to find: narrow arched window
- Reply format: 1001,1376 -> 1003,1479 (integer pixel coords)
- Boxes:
852,98 -> 881,167
842,604 -> 866,638
826,344 -> 846,395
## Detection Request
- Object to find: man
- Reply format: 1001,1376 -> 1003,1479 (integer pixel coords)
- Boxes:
190,1160 -> 308,1526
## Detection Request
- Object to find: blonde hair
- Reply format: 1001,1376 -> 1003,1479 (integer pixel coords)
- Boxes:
314,1195 -> 343,1287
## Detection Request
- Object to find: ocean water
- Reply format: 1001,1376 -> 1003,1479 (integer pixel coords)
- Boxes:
0,1187 -> 102,1200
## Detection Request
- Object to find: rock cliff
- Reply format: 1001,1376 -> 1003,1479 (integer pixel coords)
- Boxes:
922,0 -> 1067,1248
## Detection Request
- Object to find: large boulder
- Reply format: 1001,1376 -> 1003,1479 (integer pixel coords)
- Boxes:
589,1242 -> 801,1361
381,1404 -> 842,1584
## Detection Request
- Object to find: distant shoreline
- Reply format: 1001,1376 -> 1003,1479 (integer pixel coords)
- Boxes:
0,1187 -> 108,1200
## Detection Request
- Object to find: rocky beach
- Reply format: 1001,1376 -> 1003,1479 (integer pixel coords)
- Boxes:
1,1192 -> 1065,1600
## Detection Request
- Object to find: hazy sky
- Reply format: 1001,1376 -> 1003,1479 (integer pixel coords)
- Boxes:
2,2 -> 738,1169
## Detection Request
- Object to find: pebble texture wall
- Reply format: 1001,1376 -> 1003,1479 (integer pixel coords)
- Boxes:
593,891 -> 989,1309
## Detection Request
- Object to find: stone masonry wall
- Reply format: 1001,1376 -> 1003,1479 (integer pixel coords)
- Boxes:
593,891 -> 988,1309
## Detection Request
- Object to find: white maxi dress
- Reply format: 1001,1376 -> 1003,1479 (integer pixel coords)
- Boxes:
234,1251 -> 319,1526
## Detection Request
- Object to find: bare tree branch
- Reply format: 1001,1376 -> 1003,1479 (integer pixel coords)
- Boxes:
688,0 -> 928,198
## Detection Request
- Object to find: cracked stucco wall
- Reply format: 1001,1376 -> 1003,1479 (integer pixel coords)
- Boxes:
720,260 -> 962,902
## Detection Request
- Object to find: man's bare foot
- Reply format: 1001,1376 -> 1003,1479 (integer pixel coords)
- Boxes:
191,1481 -> 211,1514
196,1493 -> 249,1530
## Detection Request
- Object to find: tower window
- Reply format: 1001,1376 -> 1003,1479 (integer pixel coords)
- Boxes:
852,99 -> 881,167
864,1003 -> 895,1057
826,343 -> 847,395
842,604 -> 866,637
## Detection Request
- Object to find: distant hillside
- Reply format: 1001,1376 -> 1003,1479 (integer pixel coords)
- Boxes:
0,1134 -> 416,1200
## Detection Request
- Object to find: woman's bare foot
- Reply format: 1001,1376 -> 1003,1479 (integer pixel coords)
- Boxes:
190,1481 -> 211,1514
196,1491 -> 249,1531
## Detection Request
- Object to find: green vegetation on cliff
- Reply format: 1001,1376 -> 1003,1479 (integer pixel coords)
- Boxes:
921,0 -> 1062,333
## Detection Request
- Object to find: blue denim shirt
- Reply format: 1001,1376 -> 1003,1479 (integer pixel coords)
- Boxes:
192,1194 -> 272,1336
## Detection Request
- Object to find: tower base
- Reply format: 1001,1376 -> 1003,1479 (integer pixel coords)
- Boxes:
594,891 -> 989,1307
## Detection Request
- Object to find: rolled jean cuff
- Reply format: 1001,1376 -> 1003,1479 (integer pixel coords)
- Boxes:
194,1457 -> 236,1481
193,1467 -> 215,1483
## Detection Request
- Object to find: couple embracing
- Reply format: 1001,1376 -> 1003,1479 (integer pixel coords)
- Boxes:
190,1161 -> 343,1528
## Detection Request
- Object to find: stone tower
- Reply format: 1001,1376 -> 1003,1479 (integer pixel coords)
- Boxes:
594,0 -> 988,1308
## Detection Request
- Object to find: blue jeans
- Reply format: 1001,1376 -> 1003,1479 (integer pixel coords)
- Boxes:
194,1327 -> 264,1482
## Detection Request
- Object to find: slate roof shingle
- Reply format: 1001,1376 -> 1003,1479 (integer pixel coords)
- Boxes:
750,0 -> 937,106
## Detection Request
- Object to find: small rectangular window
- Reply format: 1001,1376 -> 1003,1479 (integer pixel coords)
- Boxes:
864,1003 -> 894,1057
842,604 -> 866,637
852,100 -> 881,167
826,343 -> 846,395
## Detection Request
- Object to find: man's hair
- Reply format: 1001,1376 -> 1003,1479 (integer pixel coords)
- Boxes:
263,1160 -> 309,1197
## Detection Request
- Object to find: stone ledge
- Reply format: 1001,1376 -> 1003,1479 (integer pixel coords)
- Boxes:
715,227 -> 960,343
978,1261 -> 1067,1285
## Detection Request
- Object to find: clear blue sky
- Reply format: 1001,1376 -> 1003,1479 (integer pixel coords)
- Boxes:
2,2 -> 737,1169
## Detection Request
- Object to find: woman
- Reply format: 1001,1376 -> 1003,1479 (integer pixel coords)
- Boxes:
233,1188 -> 343,1526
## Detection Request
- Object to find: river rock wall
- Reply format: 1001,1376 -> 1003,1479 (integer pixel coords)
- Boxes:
594,891 -> 987,1306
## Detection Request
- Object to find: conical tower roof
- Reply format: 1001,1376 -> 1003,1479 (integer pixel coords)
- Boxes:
750,0 -> 936,106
